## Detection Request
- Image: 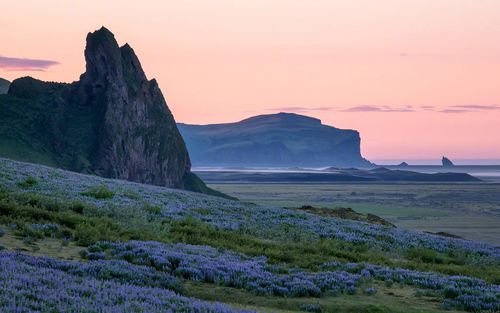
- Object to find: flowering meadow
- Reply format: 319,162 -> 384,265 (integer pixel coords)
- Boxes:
0,251 -> 253,313
0,157 -> 499,312
82,240 -> 500,311
0,158 -> 496,259
85,240 -> 361,297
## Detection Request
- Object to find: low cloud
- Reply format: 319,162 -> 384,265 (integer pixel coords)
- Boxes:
0,55 -> 59,71
440,109 -> 469,114
267,106 -> 335,112
342,105 -> 413,112
440,104 -> 499,113
266,104 -> 497,114
449,104 -> 499,111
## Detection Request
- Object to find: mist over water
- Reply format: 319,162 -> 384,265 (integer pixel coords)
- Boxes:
373,159 -> 500,166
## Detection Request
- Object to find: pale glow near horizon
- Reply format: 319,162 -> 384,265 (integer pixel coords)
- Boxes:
0,0 -> 499,160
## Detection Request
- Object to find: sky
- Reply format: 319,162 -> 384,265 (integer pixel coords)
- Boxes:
1,0 -> 499,162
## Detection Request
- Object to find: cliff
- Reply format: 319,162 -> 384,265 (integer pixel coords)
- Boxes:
178,112 -> 372,167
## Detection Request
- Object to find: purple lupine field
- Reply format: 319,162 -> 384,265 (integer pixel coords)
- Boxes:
0,158 -> 499,312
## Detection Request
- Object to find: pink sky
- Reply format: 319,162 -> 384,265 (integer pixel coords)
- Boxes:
1,0 -> 499,160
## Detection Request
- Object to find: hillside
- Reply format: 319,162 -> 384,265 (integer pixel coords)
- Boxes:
0,78 -> 9,94
178,112 -> 372,167
0,27 -> 219,196
0,157 -> 498,312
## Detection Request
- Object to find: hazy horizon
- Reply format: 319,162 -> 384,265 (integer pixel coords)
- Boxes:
373,159 -> 500,166
1,0 -> 499,160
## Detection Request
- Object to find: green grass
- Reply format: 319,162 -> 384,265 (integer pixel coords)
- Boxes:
0,226 -> 83,260
17,176 -> 38,188
0,137 -> 59,168
183,281 -> 457,313
0,191 -> 169,246
142,202 -> 162,215
81,185 -> 115,199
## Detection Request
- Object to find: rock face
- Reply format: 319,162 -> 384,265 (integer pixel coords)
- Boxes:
442,157 -> 454,167
0,27 -> 215,194
76,28 -> 190,188
0,78 -> 9,94
178,112 -> 372,167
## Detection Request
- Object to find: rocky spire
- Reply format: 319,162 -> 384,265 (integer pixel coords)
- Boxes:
77,27 -> 192,188
442,157 -> 454,167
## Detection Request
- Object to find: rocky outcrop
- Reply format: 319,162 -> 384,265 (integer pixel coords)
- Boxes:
291,205 -> 396,227
75,27 -> 191,188
442,157 -> 454,167
178,112 -> 372,167
0,27 -> 217,195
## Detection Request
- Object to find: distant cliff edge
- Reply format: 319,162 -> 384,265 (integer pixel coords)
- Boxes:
178,112 -> 372,167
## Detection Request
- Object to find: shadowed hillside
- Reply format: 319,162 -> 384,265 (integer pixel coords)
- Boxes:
0,78 -> 9,94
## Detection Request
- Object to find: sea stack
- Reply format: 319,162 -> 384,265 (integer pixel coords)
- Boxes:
442,157 -> 455,167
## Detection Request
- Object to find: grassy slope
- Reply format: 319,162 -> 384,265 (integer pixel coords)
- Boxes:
0,86 -> 87,170
0,157 -> 497,313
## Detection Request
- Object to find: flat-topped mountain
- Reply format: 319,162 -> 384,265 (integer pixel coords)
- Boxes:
178,112 -> 372,167
0,78 -> 9,94
0,27 -> 220,196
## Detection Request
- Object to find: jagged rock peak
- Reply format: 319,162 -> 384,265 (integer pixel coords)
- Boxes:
87,26 -> 117,47
83,27 -> 122,77
81,27 -> 150,90
75,27 -> 192,189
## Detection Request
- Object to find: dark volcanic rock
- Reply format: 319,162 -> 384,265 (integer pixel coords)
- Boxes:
77,28 -> 190,188
442,156 -> 454,167
0,27 -> 218,195
178,112 -> 372,167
